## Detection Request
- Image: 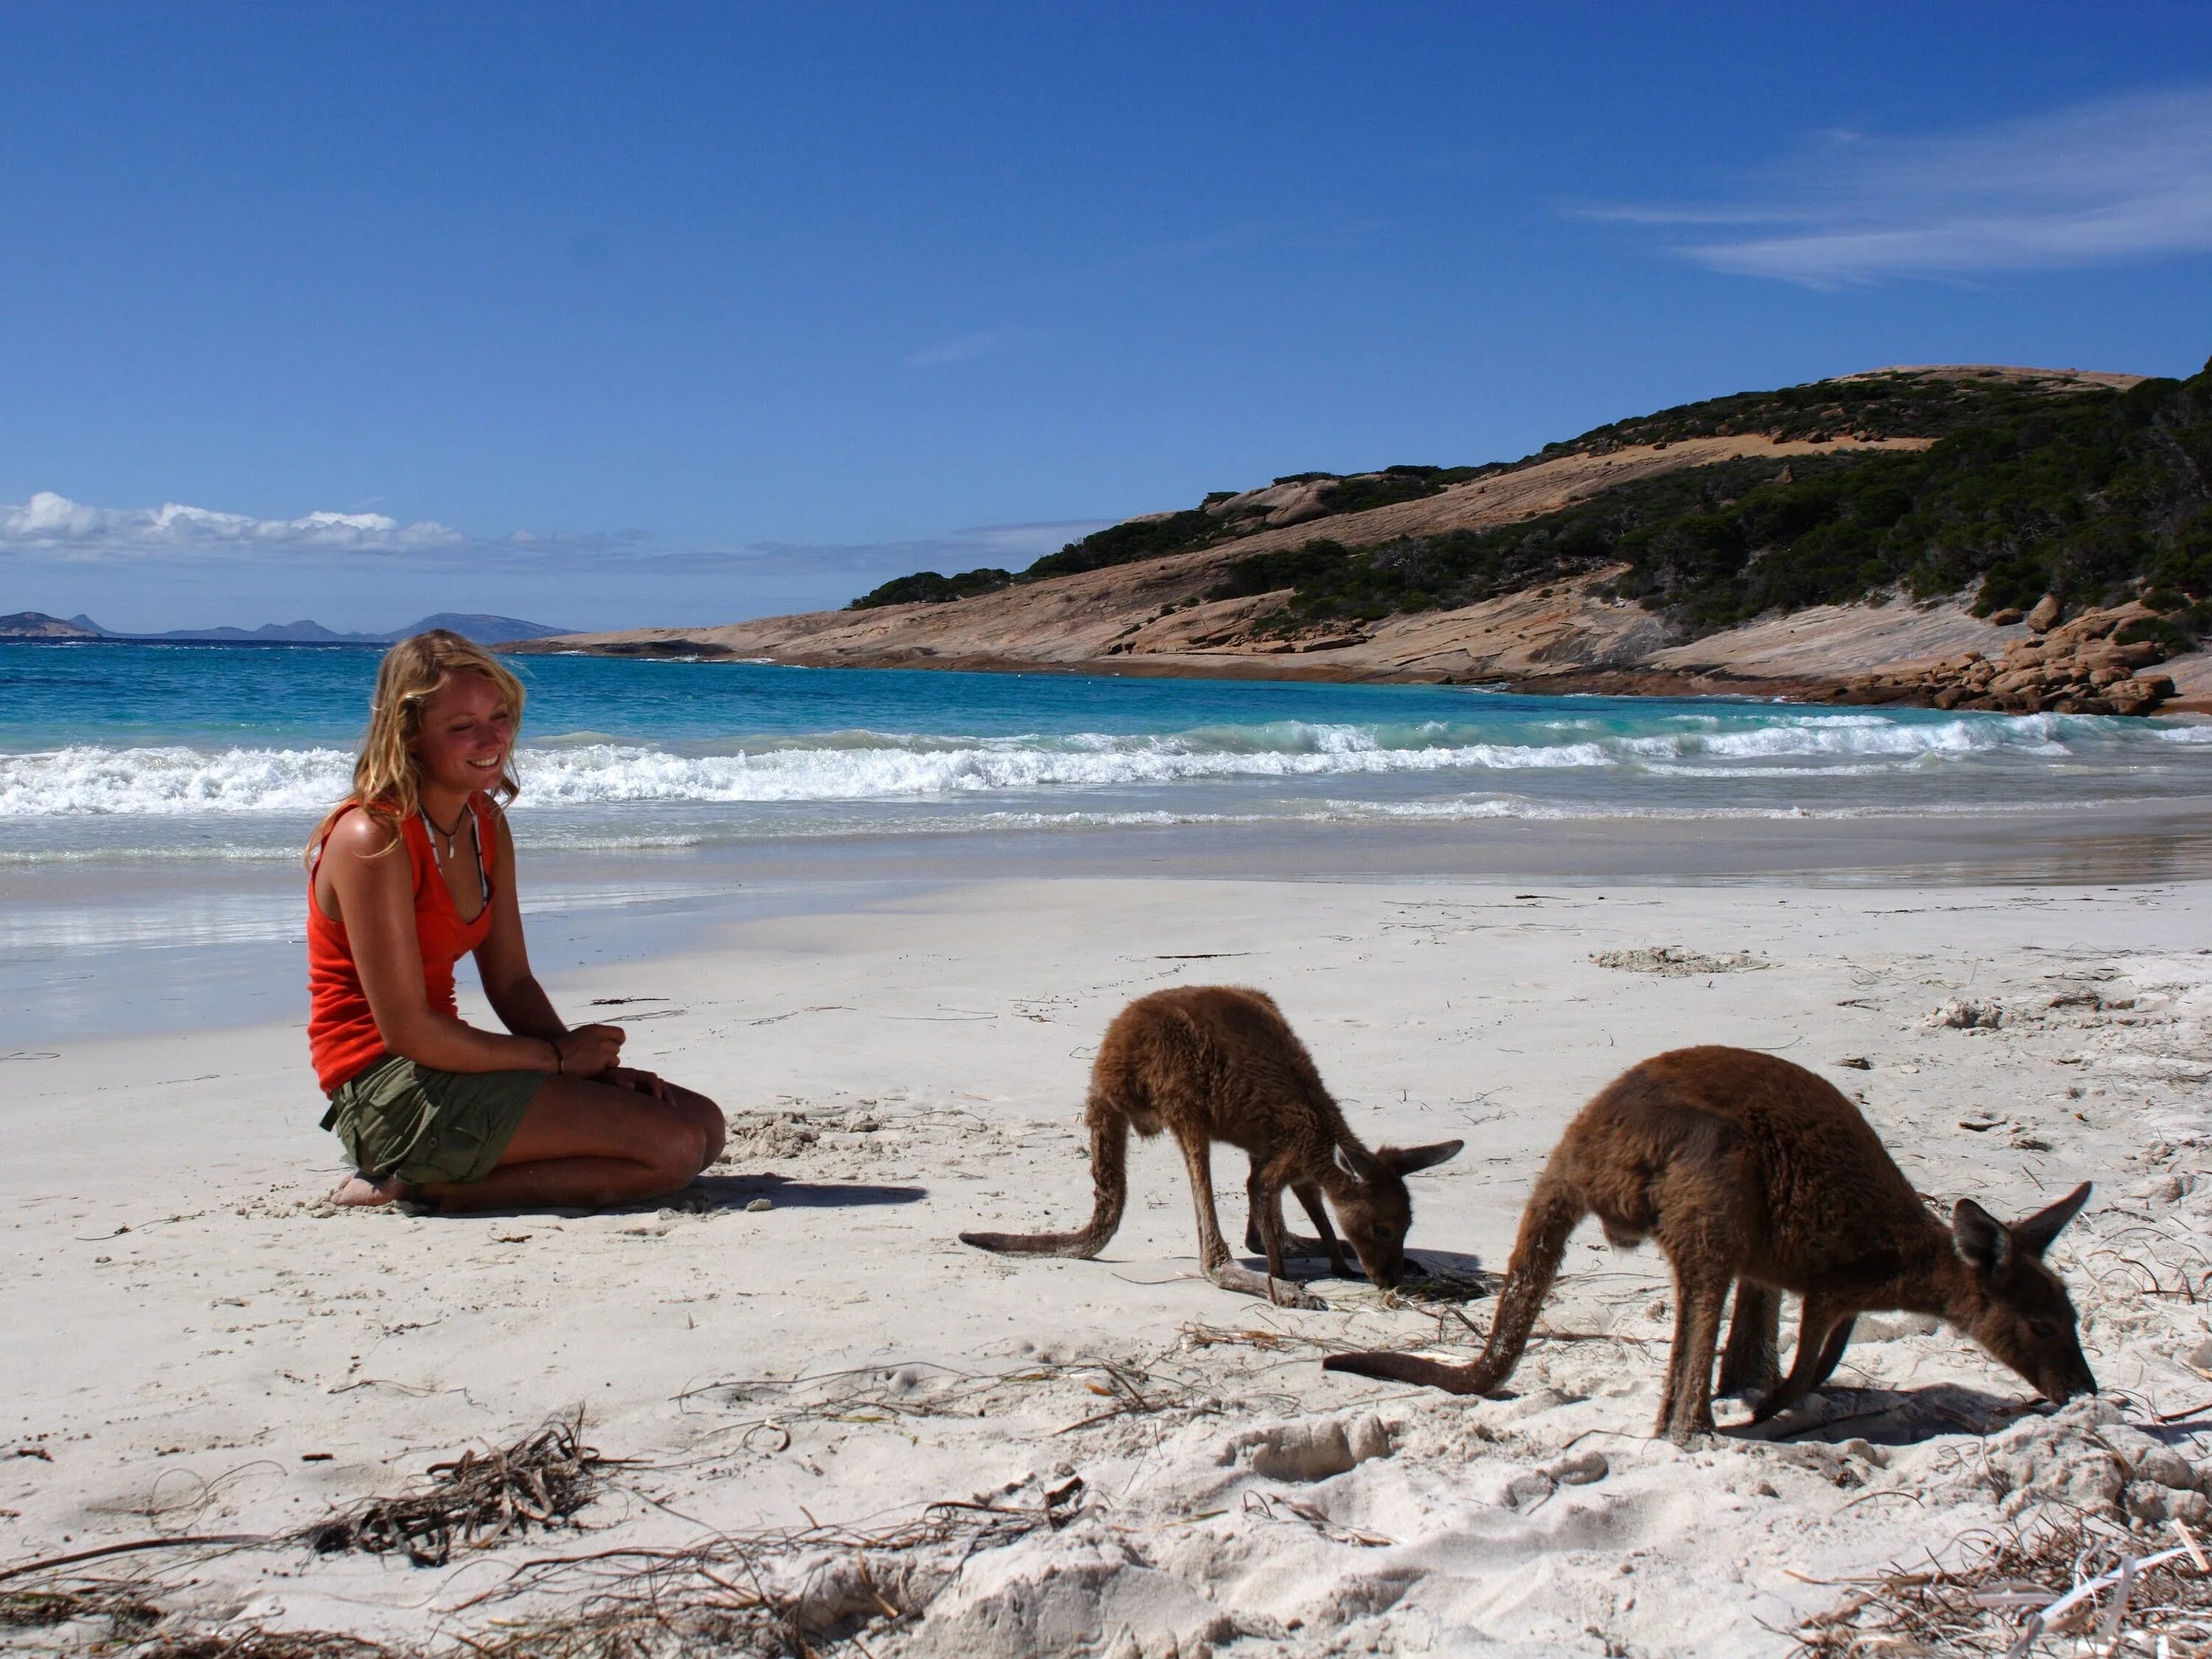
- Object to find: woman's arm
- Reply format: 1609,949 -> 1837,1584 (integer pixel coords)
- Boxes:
320,810 -> 615,1076
471,811 -> 627,1075
473,811 -> 561,1037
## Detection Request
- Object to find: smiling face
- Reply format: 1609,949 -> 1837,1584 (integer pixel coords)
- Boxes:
411,672 -> 516,799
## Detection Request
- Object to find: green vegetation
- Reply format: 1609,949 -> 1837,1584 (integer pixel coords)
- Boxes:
846,363 -> 2212,637
848,567 -> 1012,609
1539,369 -> 2095,454
1310,464 -> 1498,518
852,506 -> 1248,606
1018,509 -> 1225,582
1211,361 -> 2212,638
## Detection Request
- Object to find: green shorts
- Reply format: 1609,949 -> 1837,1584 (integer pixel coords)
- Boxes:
321,1054 -> 546,1186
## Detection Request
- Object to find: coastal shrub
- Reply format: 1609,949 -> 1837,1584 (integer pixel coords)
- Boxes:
1537,368 -> 2102,456
1313,465 -> 1495,518
1020,509 -> 1222,582
1217,360 -> 2212,636
848,567 -> 1012,609
844,361 -> 2212,624
2118,616 -> 2196,653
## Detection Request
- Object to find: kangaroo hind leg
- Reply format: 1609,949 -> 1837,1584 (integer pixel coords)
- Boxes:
1717,1282 -> 1782,1397
1658,1257 -> 1732,1444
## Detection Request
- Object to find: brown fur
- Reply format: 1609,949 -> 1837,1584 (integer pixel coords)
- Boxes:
1324,1046 -> 2095,1441
959,986 -> 1462,1307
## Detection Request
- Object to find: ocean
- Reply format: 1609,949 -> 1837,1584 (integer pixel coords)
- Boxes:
8,641 -> 2211,863
6,640 -> 2211,1043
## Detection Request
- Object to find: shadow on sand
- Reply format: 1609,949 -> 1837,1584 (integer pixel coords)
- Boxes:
1735,1382 -> 2045,1446
677,1172 -> 928,1212
1226,1245 -> 1491,1297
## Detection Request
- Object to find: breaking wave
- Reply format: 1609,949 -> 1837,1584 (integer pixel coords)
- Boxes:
0,712 -> 2132,818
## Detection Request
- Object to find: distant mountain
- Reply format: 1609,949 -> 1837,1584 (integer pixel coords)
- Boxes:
133,619 -> 385,643
397,613 -> 576,644
0,611 -> 102,639
2,612 -> 573,644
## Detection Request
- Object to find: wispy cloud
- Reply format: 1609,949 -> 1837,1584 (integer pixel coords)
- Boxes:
0,492 -> 641,561
905,328 -> 1023,369
1594,86 -> 2212,286
637,519 -> 1115,578
0,490 -> 1114,604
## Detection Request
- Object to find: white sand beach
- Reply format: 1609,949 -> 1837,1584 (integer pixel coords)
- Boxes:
8,858 -> 2212,1655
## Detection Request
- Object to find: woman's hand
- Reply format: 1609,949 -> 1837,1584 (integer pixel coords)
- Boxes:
603,1065 -> 671,1101
554,1023 -> 625,1078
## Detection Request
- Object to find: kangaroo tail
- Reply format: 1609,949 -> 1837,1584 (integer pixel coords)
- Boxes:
959,1095 -> 1130,1260
1324,1170 -> 1585,1397
1321,1351 -> 1492,1391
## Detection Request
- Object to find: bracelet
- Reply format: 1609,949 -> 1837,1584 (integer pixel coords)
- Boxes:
547,1037 -> 563,1076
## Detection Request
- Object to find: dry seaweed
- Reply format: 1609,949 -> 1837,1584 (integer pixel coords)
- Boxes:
1,1579 -> 164,1635
300,1416 -> 610,1568
683,1347 -> 1261,1447
140,1635 -> 403,1659
7,1480 -> 1082,1659
448,1481 -> 1085,1657
1795,1514 -> 2212,1655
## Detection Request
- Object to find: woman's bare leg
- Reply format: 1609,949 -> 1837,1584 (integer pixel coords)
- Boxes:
338,1075 -> 723,1213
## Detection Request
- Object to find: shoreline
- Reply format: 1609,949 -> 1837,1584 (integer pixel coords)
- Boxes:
8,630 -> 2206,712
508,637 -> 2212,715
9,798 -> 2212,1048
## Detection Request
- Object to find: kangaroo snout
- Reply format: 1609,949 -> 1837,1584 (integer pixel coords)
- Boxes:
2041,1350 -> 2098,1405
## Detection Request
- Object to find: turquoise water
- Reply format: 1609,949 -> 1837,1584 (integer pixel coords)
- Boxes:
3,640 -> 2209,863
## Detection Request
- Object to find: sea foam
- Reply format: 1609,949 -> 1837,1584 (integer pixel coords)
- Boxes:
0,711 -> 2139,817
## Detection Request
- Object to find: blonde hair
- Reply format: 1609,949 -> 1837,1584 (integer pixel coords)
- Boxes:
307,630 -> 527,861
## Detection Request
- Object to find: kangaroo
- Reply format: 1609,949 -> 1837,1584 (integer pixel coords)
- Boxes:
1323,1046 -> 2095,1441
959,986 -> 1463,1307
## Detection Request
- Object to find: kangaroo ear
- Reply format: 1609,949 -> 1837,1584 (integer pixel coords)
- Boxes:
2012,1181 -> 2091,1258
1380,1139 -> 1465,1175
1334,1143 -> 1382,1183
1952,1198 -> 2011,1275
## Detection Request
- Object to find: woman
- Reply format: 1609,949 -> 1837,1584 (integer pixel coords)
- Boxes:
308,630 -> 724,1211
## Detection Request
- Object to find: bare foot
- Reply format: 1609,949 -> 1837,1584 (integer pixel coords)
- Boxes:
330,1172 -> 407,1207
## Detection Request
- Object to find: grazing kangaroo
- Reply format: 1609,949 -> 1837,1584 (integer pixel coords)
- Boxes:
1324,1046 -> 2095,1441
959,986 -> 1463,1308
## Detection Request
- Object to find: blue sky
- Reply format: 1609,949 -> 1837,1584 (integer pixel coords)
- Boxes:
4,3 -> 2211,633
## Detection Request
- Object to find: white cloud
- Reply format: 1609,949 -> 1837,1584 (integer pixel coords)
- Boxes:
0,491 -> 467,558
0,482 -> 1120,624
0,488 -> 1116,601
0,492 -> 658,563
1596,86 -> 2212,286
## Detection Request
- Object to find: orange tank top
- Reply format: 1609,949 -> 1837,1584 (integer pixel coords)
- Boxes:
307,795 -> 500,1093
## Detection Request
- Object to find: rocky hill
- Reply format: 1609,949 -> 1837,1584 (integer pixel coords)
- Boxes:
0,612 -> 574,644
0,611 -> 101,638
515,364 -> 2212,714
